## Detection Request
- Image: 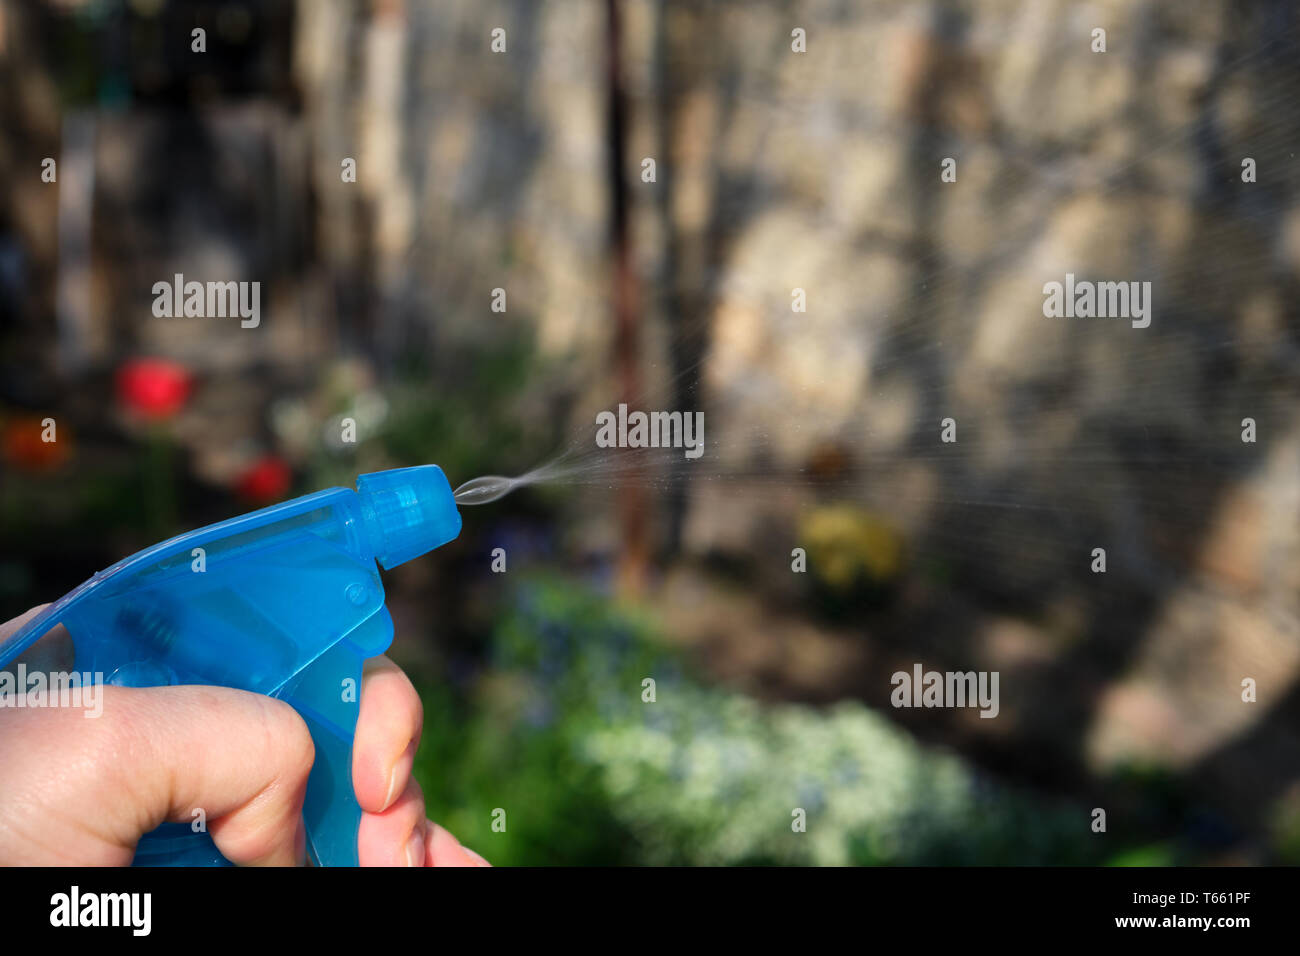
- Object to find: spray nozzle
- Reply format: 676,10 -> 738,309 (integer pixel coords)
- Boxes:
357,465 -> 462,569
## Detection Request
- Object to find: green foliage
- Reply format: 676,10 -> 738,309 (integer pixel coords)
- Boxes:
1265,787 -> 1300,865
412,575 -> 1107,866
1106,842 -> 1179,867
381,337 -> 544,483
411,680 -> 635,866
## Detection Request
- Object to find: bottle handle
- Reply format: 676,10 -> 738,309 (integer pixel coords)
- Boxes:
129,605 -> 393,867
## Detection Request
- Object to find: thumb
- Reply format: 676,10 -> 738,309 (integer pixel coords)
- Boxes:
0,683 -> 315,866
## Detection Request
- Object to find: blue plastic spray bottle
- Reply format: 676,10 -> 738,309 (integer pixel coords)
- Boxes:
0,465 -> 462,866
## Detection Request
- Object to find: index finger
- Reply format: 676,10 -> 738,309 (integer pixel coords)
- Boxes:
352,655 -> 423,814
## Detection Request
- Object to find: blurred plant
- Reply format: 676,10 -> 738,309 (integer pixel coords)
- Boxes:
1268,785 -> 1300,864
801,504 -> 904,588
798,504 -> 905,619
413,574 -> 1106,866
115,357 -> 193,535
269,359 -> 391,466
234,455 -> 293,504
379,337 -> 546,485
1105,842 -> 1180,867
115,358 -> 192,421
1,415 -> 71,472
292,339 -> 550,498
577,671 -> 1095,866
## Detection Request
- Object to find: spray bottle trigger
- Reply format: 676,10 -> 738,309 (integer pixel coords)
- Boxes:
277,604 -> 394,866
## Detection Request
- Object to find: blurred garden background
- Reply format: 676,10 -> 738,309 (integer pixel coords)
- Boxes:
2,0 -> 1300,865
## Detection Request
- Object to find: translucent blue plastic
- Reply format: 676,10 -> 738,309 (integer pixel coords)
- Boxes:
0,465 -> 461,866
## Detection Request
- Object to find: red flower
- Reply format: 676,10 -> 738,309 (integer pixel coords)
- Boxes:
116,358 -> 192,420
236,455 -> 292,503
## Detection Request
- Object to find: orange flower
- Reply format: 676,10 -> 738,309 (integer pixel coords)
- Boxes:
1,416 -> 70,472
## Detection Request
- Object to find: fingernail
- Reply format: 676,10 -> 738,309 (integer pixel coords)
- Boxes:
406,829 -> 425,867
385,739 -> 417,810
463,847 -> 491,867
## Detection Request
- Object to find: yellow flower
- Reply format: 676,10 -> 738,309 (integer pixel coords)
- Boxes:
800,504 -> 904,589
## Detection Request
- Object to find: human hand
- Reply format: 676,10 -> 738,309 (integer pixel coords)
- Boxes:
0,605 -> 488,867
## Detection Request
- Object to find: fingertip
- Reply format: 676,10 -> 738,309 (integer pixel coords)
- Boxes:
462,846 -> 492,867
425,822 -> 491,867
357,778 -> 428,866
